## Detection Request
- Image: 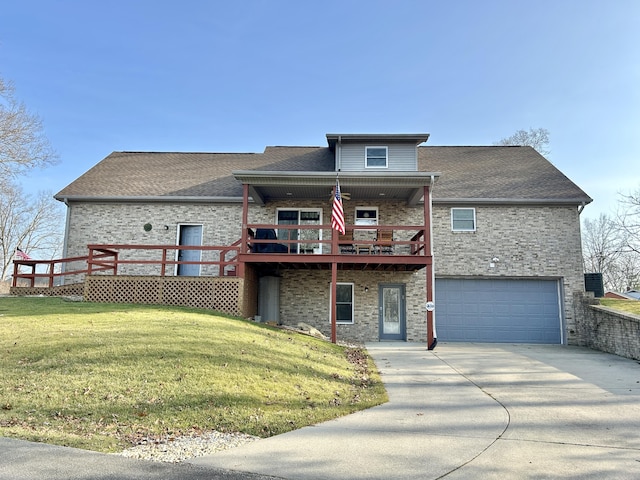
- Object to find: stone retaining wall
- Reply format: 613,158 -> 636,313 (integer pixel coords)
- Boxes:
573,292 -> 640,360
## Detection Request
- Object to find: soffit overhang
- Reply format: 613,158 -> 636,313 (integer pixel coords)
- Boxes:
433,198 -> 593,205
326,133 -> 430,150
232,171 -> 440,206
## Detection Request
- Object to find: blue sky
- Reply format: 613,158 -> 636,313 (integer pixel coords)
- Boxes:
1,0 -> 638,221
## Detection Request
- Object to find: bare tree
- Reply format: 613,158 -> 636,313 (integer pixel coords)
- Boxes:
494,127 -> 551,157
0,76 -> 58,183
608,253 -> 640,292
582,213 -> 627,291
616,186 -> 640,255
0,74 -> 61,282
0,181 -> 64,281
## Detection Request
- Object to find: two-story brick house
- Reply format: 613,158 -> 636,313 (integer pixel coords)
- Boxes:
54,132 -> 592,346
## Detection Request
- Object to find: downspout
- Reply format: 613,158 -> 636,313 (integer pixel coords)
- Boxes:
426,176 -> 437,350
239,183 -> 249,279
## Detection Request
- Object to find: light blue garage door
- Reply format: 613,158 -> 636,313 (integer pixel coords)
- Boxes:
435,278 -> 562,344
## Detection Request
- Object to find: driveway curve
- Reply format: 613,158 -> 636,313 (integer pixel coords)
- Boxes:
191,343 -> 640,480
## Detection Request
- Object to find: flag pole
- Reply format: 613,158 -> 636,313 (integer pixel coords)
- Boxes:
330,171 -> 344,344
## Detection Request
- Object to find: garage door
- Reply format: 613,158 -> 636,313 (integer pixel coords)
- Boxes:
435,278 -> 562,344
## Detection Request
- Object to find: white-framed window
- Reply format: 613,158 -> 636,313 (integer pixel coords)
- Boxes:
365,146 -> 388,168
276,208 -> 323,253
330,283 -> 354,324
355,206 -> 378,227
451,208 -> 476,232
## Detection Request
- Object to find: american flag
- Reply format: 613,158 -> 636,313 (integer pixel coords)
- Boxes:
16,247 -> 32,261
331,180 -> 345,235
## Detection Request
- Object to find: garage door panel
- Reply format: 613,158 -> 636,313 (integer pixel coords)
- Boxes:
435,278 -> 561,344
463,304 -> 480,314
542,303 -> 559,315
478,304 -> 494,314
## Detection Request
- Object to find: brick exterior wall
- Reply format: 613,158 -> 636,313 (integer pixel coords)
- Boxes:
432,204 -> 585,344
62,200 -> 586,344
63,202 -> 244,279
278,269 -> 427,344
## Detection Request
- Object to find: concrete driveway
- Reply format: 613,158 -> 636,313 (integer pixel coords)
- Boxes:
191,343 -> 640,479
2,343 -> 640,479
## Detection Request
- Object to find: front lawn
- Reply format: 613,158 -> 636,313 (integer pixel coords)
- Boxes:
0,297 -> 387,452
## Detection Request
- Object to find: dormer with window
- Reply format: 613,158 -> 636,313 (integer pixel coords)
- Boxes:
365,146 -> 388,168
326,133 -> 429,173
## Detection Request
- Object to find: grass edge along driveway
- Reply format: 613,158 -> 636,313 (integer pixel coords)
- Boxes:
0,297 -> 388,453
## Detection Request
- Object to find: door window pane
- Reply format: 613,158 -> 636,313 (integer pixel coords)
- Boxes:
382,287 -> 400,334
277,209 -> 323,253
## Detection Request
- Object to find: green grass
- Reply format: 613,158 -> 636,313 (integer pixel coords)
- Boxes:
599,298 -> 640,316
0,297 -> 387,452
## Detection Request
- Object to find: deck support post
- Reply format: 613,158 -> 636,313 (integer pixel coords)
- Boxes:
330,230 -> 338,343
238,183 -> 249,278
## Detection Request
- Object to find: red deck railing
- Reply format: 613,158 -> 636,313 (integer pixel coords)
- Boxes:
12,225 -> 430,288
11,244 -> 241,288
85,243 -> 241,277
11,248 -> 118,288
245,224 -> 428,255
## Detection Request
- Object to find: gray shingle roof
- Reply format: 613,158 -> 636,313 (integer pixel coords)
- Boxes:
419,146 -> 591,202
55,145 -> 591,204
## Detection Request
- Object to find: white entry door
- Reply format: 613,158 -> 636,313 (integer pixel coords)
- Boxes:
177,225 -> 202,276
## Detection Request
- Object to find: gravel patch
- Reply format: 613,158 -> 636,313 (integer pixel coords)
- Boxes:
116,431 -> 260,463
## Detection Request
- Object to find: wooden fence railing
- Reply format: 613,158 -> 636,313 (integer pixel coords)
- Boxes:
12,244 -> 241,288
85,244 -> 241,277
245,224 -> 428,255
11,226 -> 429,288
12,248 -> 117,288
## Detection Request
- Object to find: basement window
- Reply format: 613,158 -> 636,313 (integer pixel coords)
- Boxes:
330,283 -> 354,324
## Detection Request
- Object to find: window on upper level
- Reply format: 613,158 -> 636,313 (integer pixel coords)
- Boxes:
365,146 -> 388,168
451,208 -> 476,232
355,207 -> 378,227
